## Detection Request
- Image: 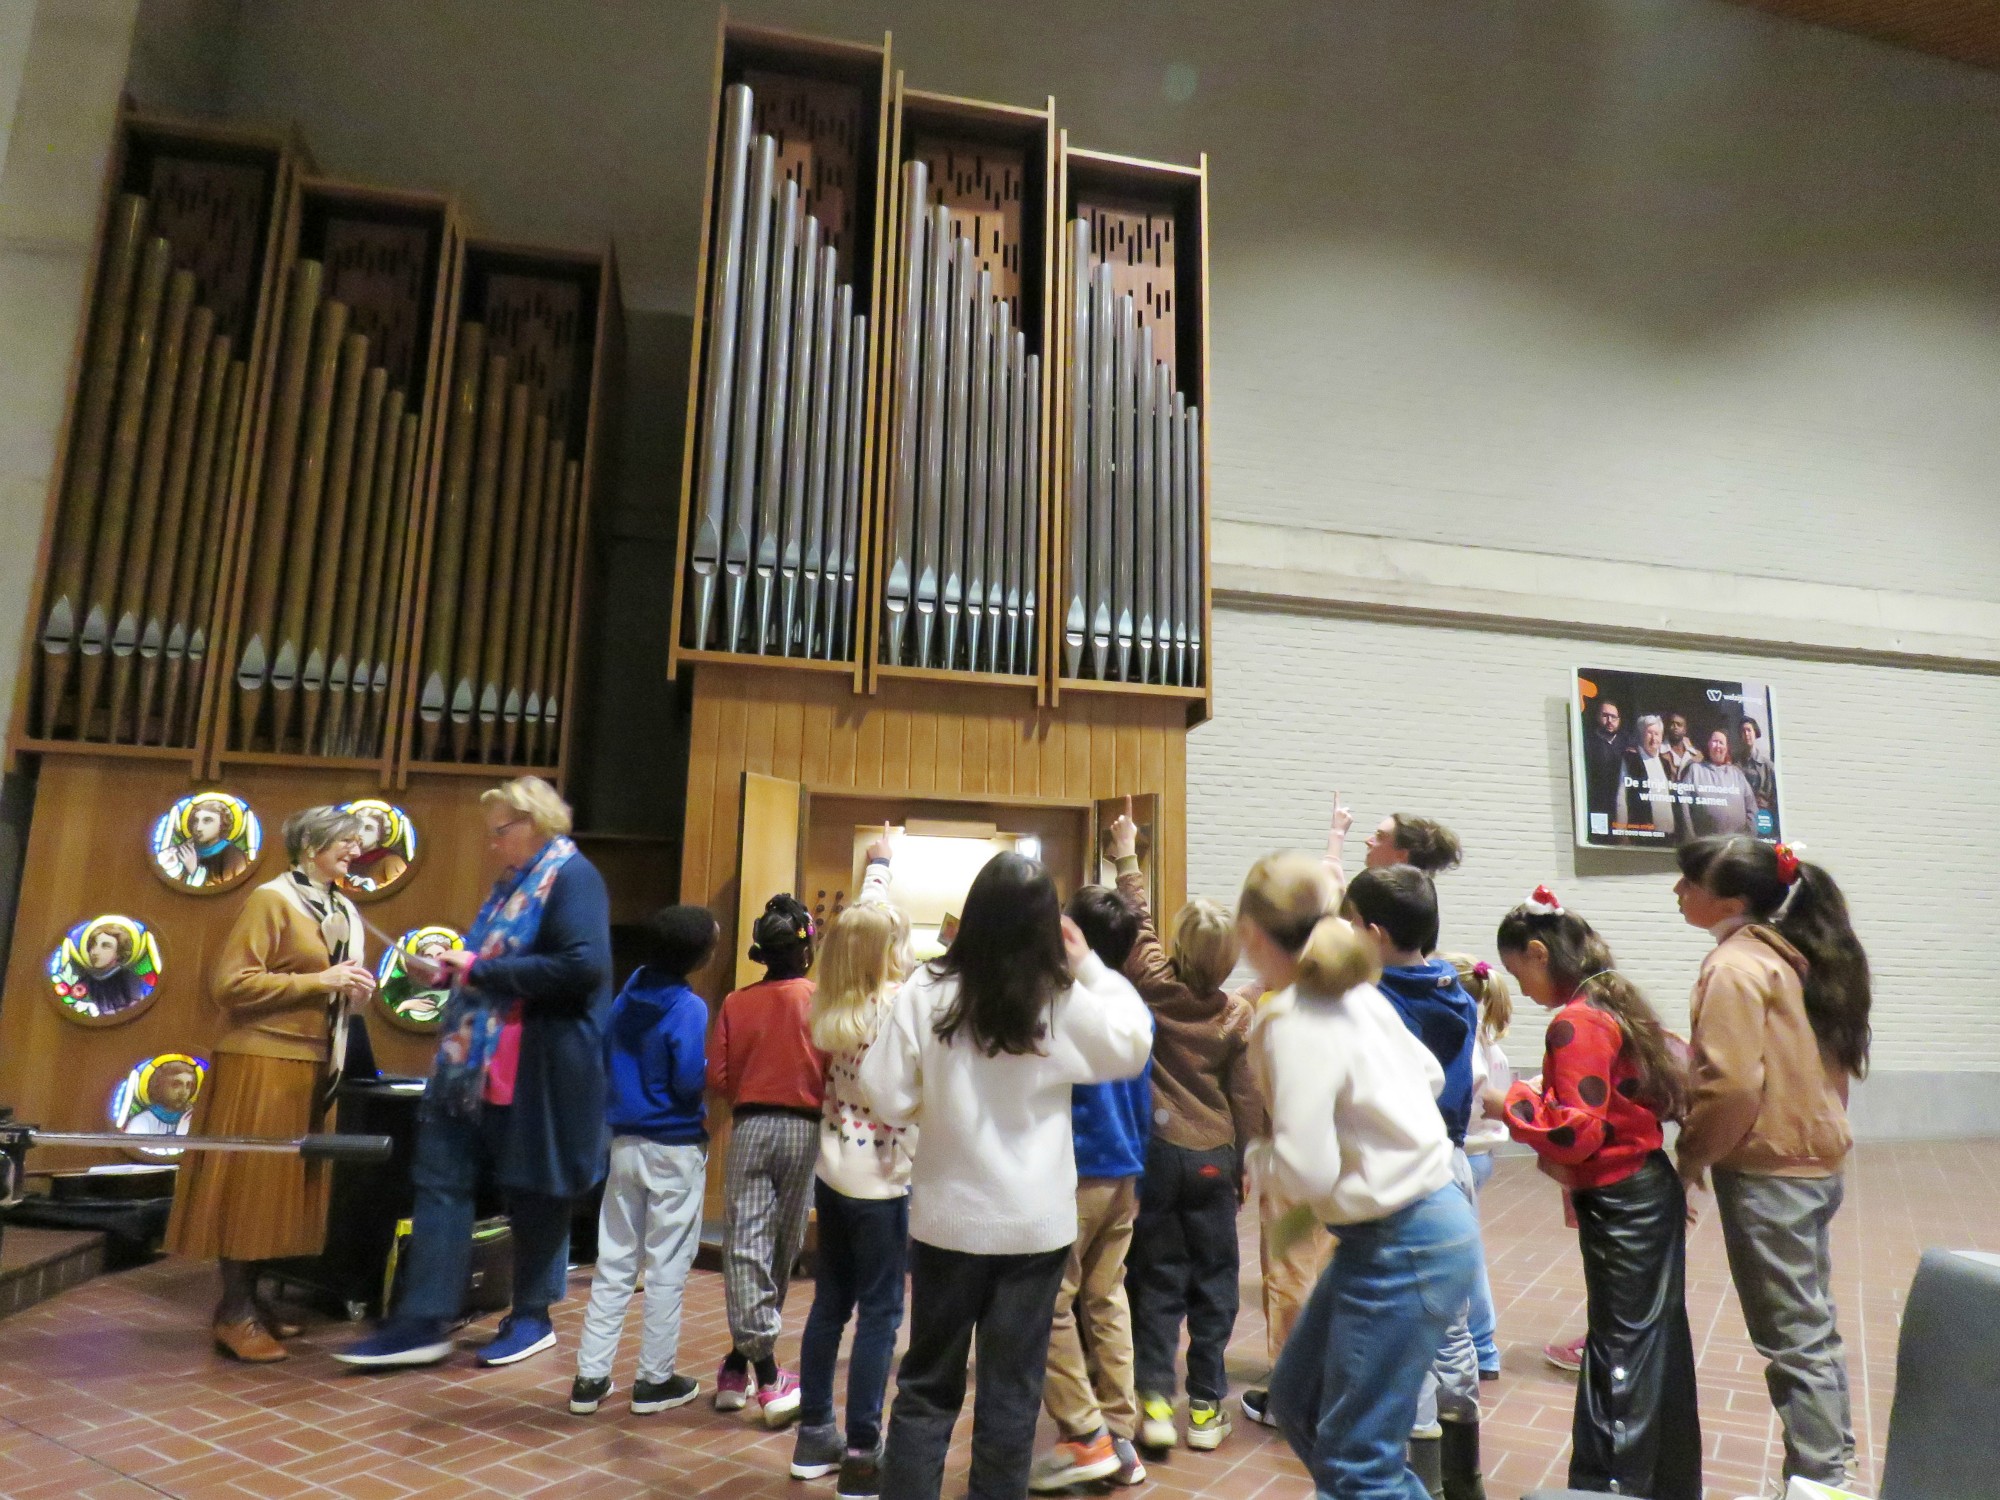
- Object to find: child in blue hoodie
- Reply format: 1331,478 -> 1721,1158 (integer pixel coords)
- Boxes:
1343,864 -> 1486,1500
569,905 -> 719,1417
1028,880 -> 1153,1492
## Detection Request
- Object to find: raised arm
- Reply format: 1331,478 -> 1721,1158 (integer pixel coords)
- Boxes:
1106,802 -> 1176,1000
1324,791 -> 1352,898
1049,928 -> 1154,1084
853,823 -> 895,910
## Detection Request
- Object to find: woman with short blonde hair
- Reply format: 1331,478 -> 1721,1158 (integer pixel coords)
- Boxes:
337,777 -> 612,1372
480,775 -> 573,839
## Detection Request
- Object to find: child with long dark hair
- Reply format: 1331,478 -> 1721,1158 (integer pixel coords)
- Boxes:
1673,836 -> 1869,1491
1492,886 -> 1701,1500
859,852 -> 1151,1500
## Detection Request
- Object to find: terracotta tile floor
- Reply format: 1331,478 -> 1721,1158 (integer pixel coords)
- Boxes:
1,1142 -> 1996,1499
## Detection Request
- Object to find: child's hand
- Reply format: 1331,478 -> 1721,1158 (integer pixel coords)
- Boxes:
1328,791 -> 1352,849
1480,1085 -> 1511,1120
1108,796 -> 1139,861
1061,915 -> 1091,971
866,822 -> 894,863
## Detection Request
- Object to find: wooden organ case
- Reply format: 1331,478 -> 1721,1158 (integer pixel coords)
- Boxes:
670,16 -> 1214,1208
0,106 -> 624,1161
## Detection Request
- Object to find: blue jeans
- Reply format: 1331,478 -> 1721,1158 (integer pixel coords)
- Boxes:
1270,1184 -> 1482,1499
800,1179 -> 909,1452
1465,1150 -> 1500,1369
396,1102 -> 573,1324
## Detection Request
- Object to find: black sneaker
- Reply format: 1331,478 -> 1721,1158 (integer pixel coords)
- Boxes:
790,1423 -> 844,1480
1240,1387 -> 1277,1428
630,1374 -> 700,1414
568,1375 -> 611,1414
835,1447 -> 883,1500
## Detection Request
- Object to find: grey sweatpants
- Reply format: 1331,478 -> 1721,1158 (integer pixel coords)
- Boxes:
1414,1147 -> 1481,1431
1713,1168 -> 1856,1485
576,1137 -> 706,1382
722,1110 -> 819,1361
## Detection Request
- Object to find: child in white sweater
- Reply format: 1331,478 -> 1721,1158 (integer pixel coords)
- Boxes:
1238,851 -> 1481,1499
790,834 -> 911,1499
860,851 -> 1152,1500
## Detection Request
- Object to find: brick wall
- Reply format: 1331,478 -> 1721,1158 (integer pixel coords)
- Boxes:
1189,604 -> 2000,1078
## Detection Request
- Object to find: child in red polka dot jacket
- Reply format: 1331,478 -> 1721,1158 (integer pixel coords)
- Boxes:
1489,886 -> 1702,1500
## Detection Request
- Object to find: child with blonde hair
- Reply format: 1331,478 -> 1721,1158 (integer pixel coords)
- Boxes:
1239,851 -> 1479,1499
790,832 -> 912,1500
1103,815 -> 1262,1465
1449,954 -> 1513,1381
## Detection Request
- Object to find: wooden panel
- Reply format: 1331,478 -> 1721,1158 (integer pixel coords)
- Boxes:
0,760 -> 499,1165
146,154 -> 272,349
679,661 -> 1188,1006
1077,194 -> 1177,374
911,131 -> 1026,308
746,69 -> 868,266
735,770 -> 803,989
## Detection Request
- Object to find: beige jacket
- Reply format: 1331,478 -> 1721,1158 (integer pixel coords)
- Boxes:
1677,924 -> 1852,1181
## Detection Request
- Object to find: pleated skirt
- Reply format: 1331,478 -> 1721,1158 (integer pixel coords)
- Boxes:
164,1051 -> 331,1261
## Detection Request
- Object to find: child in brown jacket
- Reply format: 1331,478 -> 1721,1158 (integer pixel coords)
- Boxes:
1114,818 -> 1264,1456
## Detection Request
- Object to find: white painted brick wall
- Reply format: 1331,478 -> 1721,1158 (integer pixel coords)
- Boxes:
1189,604 -> 2000,1075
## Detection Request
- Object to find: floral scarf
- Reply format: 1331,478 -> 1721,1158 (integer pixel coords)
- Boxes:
425,835 -> 577,1118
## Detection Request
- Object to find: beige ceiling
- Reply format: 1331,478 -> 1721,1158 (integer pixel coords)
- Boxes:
1731,0 -> 2000,70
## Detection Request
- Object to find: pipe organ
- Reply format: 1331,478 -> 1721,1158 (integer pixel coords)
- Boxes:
670,19 -> 1212,715
668,23 -> 1214,1220
2,110 -> 621,1149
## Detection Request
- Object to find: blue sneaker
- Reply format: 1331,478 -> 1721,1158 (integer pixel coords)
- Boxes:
476,1314 -> 556,1367
332,1317 -> 453,1368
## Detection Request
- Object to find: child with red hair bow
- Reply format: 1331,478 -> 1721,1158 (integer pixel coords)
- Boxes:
1486,885 -> 1702,1500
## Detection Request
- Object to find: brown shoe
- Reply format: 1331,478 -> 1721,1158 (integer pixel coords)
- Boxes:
254,1301 -> 303,1340
213,1318 -> 288,1363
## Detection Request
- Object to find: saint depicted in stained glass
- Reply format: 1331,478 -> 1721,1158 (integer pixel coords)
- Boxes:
151,791 -> 261,892
337,799 -> 418,899
375,925 -> 461,1031
48,915 -> 162,1024
109,1052 -> 207,1153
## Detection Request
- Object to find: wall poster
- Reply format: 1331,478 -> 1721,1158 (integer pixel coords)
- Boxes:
1571,666 -> 1782,851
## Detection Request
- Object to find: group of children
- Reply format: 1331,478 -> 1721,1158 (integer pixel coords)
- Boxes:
561,800 -> 1872,1500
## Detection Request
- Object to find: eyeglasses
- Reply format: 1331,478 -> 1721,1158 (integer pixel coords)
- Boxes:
485,816 -> 531,843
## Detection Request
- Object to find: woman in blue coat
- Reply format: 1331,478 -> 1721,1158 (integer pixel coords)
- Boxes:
337,776 -> 613,1369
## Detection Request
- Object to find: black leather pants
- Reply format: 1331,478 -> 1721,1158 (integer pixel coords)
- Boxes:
1568,1151 -> 1703,1500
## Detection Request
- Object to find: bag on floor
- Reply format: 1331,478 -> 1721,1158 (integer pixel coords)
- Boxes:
381,1215 -> 514,1321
